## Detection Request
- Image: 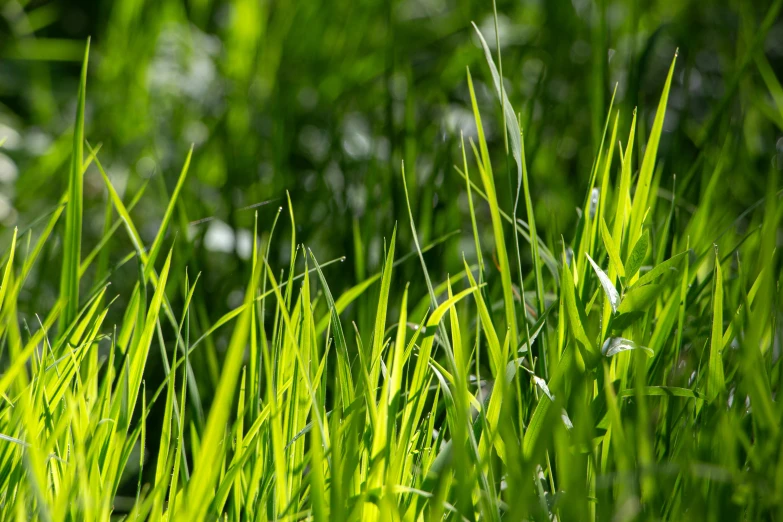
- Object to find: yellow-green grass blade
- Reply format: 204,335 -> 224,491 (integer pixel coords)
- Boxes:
167,326 -> 189,519
632,250 -> 688,289
58,38 -> 90,332
400,161 -> 458,382
624,228 -> 649,282
461,131 -> 485,277
371,284 -> 408,488
597,110 -> 620,253
248,212 -> 260,426
472,24 -> 542,330
454,165 -> 558,277
185,248 -> 260,519
264,256 -> 330,514
144,145 -> 193,282
313,230 -> 456,336
369,225 -> 396,394
0,228 -> 17,317
397,282 -> 478,471
19,204 -> 64,286
522,347 -> 573,460
310,250 -> 355,405
561,244 -> 598,368
79,181 -> 147,278
628,52 -> 677,248
111,249 -> 173,428
600,216 -> 625,279
88,143 -> 145,256
151,321 -> 178,521
89,143 -> 207,423
611,109 -> 636,259
466,68 -> 518,354
576,86 -> 617,297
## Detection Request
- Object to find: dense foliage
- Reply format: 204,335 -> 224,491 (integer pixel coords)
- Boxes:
1,1 -> 783,520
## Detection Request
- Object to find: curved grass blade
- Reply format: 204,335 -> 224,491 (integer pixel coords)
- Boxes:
585,253 -> 620,313
601,337 -> 653,358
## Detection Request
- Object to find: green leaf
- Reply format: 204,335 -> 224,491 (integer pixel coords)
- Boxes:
58,38 -> 90,331
628,52 -> 677,247
522,348 -> 574,459
310,251 -> 356,414
473,22 -> 546,323
561,244 -> 598,367
369,226 -> 396,389
466,67 -> 518,353
144,146 -> 193,281
185,249 -> 261,519
531,374 -> 555,402
600,214 -> 625,278
625,229 -> 649,280
585,253 -> 620,313
632,250 -> 688,289
707,249 -> 725,402
616,284 -> 661,315
610,109 -> 636,262
757,53 -> 783,127
601,337 -> 653,358
0,228 -> 17,315
463,260 -> 503,376
618,386 -> 702,399
119,248 -> 173,418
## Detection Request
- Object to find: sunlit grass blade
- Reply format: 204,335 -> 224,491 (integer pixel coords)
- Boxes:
624,228 -> 649,281
600,216 -> 625,278
466,67 -> 518,355
601,337 -> 653,358
58,38 -> 90,331
561,244 -> 598,367
0,228 -> 17,316
585,253 -> 619,314
628,51 -> 677,247
144,145 -> 193,281
184,248 -> 260,519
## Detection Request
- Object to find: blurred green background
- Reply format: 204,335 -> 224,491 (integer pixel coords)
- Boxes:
1,0 -> 782,323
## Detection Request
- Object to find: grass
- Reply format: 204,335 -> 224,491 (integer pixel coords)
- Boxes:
1,10 -> 783,522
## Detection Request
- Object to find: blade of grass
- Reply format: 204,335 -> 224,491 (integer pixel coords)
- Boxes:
706,247 -> 725,402
58,38 -> 90,331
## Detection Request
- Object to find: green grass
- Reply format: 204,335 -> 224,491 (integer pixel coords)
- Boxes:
2,11 -> 783,522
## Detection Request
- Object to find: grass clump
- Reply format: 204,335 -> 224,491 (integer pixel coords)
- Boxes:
1,22 -> 782,522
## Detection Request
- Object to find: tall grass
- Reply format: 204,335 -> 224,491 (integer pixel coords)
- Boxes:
1,22 -> 782,522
